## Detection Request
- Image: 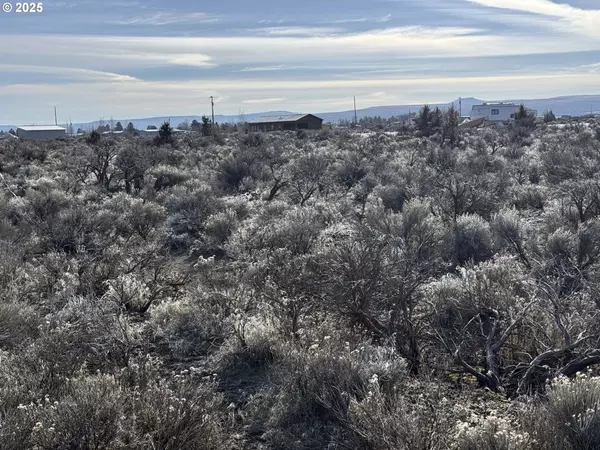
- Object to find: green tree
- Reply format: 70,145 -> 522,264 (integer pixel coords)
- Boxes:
201,116 -> 212,136
86,129 -> 101,145
114,122 -> 123,132
126,122 -> 135,134
515,104 -> 536,129
154,121 -> 174,146
442,105 -> 460,147
415,104 -> 433,136
544,110 -> 556,123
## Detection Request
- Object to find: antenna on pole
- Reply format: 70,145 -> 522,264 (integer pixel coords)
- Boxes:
54,106 -> 58,126
353,96 -> 357,126
210,96 -> 215,125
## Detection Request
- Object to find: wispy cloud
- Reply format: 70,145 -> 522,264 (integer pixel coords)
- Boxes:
568,62 -> 600,74
0,64 -> 138,82
243,97 -> 287,104
239,65 -> 287,72
465,0 -> 600,38
252,26 -> 344,36
329,14 -> 392,24
115,11 -> 218,26
2,26 -> 597,75
258,19 -> 286,25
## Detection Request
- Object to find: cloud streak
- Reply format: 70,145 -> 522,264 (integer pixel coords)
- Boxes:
0,64 -> 139,82
3,24 -> 597,75
251,26 -> 344,36
114,11 -> 218,26
243,97 -> 287,104
329,14 -> 392,24
465,0 -> 600,38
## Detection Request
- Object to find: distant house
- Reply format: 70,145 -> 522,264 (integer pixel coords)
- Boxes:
17,125 -> 67,140
470,103 -> 537,122
248,114 -> 323,132
139,129 -> 159,136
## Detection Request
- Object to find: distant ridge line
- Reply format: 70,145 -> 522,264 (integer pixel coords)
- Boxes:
1,94 -> 599,132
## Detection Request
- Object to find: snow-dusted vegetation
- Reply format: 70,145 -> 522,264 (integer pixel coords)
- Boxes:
1,115 -> 600,449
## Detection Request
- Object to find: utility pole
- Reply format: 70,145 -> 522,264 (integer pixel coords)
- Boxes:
210,96 -> 215,125
54,106 -> 58,126
353,96 -> 357,126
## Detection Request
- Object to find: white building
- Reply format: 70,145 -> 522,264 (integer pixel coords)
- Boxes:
470,103 -> 537,122
17,125 -> 67,140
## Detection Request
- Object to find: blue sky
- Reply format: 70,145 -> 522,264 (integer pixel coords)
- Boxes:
0,0 -> 599,123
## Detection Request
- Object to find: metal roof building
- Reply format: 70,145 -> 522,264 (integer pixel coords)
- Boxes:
17,125 -> 67,140
248,114 -> 323,132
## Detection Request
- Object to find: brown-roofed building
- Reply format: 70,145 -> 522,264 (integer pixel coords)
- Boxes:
248,114 -> 323,132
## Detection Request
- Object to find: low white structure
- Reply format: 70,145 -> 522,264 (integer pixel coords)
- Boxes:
139,129 -> 159,136
17,125 -> 67,140
470,103 -> 537,122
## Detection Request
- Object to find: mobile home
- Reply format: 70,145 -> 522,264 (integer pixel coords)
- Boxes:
470,103 -> 537,122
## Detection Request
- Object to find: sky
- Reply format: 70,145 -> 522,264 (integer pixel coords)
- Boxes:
0,0 -> 599,123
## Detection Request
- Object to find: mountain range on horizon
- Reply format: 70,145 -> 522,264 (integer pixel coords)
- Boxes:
1,95 -> 599,133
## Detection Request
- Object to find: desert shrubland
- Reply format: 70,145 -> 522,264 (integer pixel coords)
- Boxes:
0,118 -> 600,448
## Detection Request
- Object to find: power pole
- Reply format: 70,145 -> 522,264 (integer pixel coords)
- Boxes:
353,96 -> 357,126
210,96 -> 215,125
54,106 -> 58,126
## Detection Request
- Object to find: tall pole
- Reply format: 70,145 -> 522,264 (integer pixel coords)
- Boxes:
459,97 -> 462,117
210,96 -> 215,125
353,96 -> 357,126
54,106 -> 58,126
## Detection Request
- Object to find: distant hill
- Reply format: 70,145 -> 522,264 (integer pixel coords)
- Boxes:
316,98 -> 483,122
1,95 -> 599,132
317,95 -> 600,123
